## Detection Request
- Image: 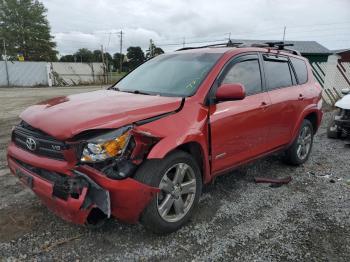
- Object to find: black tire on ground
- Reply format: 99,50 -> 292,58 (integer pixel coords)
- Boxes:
327,111 -> 342,139
284,119 -> 314,166
134,150 -> 202,234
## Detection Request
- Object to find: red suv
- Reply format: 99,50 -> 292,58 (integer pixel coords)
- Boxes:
7,43 -> 323,233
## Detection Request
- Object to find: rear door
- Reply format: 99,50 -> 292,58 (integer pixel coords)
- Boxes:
209,54 -> 272,173
260,53 -> 300,149
289,56 -> 313,112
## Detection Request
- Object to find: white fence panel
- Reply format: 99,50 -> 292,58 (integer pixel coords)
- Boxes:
0,62 -> 8,86
0,61 -> 105,87
51,62 -> 105,86
0,61 -> 48,86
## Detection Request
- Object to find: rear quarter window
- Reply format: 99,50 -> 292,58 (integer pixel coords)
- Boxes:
290,57 -> 308,84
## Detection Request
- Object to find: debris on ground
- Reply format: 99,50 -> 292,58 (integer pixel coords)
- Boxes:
254,176 -> 292,187
307,171 -> 343,183
40,235 -> 82,252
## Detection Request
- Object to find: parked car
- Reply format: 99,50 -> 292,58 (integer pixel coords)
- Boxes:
7,44 -> 323,234
327,88 -> 350,138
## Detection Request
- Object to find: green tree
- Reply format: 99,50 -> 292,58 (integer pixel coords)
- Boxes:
73,48 -> 93,63
0,0 -> 57,61
92,49 -> 103,62
59,54 -> 75,62
112,52 -> 125,72
146,45 -> 164,59
126,46 -> 145,70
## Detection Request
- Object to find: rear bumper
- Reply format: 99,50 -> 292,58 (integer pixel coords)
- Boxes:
7,142 -> 159,225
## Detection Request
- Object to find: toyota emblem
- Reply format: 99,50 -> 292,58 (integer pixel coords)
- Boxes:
26,137 -> 37,151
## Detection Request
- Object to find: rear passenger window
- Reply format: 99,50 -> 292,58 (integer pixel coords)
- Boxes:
290,57 -> 308,84
263,58 -> 293,90
222,59 -> 262,95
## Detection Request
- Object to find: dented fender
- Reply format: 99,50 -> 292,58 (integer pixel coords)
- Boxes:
133,101 -> 212,184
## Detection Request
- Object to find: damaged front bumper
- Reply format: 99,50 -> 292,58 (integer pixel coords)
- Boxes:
335,118 -> 350,129
334,110 -> 350,136
7,142 -> 159,225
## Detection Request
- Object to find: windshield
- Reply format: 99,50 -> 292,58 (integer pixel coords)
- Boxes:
115,52 -> 222,97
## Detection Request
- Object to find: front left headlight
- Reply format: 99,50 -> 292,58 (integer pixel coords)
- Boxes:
80,127 -> 131,163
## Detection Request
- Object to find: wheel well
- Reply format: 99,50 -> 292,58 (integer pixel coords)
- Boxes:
176,142 -> 204,179
305,112 -> 318,134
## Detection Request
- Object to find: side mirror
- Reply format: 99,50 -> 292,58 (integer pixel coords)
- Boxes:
216,83 -> 246,102
341,88 -> 350,95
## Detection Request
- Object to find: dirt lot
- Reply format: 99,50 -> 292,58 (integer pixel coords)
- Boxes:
0,87 -> 349,261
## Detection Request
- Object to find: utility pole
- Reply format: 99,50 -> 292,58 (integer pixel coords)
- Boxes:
2,39 -> 10,87
182,37 -> 185,48
106,32 -> 111,73
282,26 -> 286,42
118,30 -> 123,73
101,45 -> 106,84
149,39 -> 154,58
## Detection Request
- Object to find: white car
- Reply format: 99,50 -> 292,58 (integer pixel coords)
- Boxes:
327,88 -> 350,138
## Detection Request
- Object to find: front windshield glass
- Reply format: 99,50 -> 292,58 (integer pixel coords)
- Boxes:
115,52 -> 222,97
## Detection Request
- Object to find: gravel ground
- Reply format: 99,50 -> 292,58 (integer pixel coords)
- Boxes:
0,87 -> 349,261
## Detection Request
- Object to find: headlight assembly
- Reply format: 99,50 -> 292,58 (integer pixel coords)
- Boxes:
80,127 -> 131,163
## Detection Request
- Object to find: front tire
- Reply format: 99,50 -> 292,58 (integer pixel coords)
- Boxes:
134,150 -> 202,234
284,119 -> 314,165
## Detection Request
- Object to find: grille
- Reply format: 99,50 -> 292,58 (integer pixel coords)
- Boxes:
342,110 -> 350,120
12,122 -> 66,160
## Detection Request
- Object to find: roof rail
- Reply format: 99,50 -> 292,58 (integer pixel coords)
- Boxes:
176,40 -> 243,51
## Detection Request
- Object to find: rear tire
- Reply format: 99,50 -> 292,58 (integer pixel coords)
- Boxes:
284,119 -> 314,165
134,150 -> 202,234
327,111 -> 342,139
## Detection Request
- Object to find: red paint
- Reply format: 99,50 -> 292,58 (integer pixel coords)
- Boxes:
209,92 -> 272,173
20,90 -> 181,140
7,143 -> 159,224
216,83 -> 246,101
7,47 -> 323,225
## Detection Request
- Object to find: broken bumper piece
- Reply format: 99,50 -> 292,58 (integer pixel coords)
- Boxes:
7,143 -> 159,225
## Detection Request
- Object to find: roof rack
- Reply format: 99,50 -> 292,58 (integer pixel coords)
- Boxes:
176,40 -> 243,51
251,41 -> 301,56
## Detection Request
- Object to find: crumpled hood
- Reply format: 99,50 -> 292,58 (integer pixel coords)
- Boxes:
20,90 -> 182,140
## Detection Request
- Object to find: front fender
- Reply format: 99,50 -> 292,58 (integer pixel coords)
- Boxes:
134,101 -> 212,183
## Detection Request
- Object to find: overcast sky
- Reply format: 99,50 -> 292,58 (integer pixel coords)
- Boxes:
41,0 -> 350,56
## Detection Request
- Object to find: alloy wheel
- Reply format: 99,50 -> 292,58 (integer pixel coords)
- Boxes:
296,125 -> 312,160
157,163 -> 197,223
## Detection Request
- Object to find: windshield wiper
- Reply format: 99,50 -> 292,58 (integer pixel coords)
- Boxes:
122,89 -> 153,96
108,86 -> 119,91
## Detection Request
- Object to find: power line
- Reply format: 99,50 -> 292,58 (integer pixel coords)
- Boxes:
157,38 -> 227,47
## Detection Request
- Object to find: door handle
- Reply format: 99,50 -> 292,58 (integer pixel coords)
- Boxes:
260,101 -> 269,108
298,94 -> 304,100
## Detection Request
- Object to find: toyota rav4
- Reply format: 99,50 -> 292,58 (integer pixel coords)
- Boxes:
7,44 -> 323,233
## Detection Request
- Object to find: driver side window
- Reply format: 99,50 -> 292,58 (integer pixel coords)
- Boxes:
222,59 -> 262,96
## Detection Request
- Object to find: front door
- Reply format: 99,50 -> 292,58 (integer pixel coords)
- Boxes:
209,54 -> 272,173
